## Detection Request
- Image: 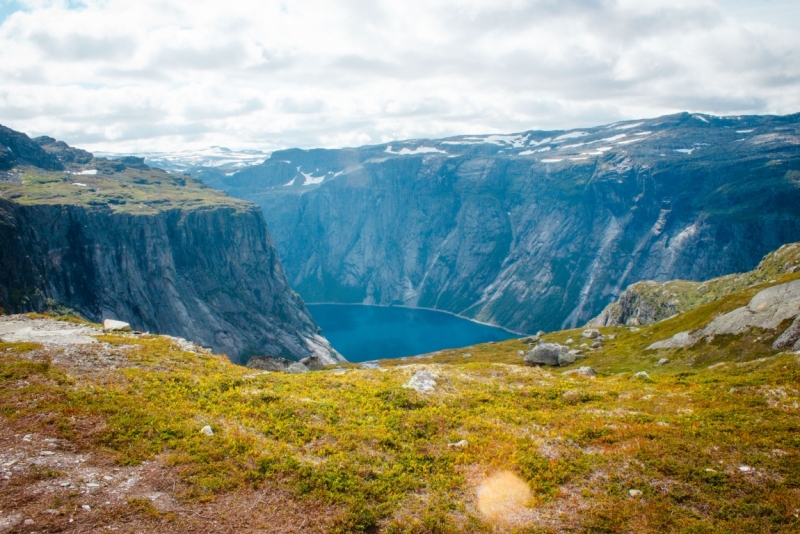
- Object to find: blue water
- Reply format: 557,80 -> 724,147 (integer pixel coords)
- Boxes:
307,304 -> 519,362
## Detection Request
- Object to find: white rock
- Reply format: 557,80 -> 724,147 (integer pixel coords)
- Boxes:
582,329 -> 601,339
739,465 -> 752,472
403,370 -> 437,393
103,319 -> 131,332
656,358 -> 671,366
201,425 -> 214,436
634,371 -> 650,380
563,366 -> 596,378
448,440 -> 469,448
81,505 -> 91,511
629,489 -> 642,497
565,338 -> 574,345
463,353 -> 472,358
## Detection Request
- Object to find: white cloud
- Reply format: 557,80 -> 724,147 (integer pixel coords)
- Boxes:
0,0 -> 798,152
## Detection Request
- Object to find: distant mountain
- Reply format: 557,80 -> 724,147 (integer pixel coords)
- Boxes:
0,125 -> 341,364
200,112 -> 800,334
98,147 -> 269,174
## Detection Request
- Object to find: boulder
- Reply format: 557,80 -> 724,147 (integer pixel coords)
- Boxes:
582,329 -> 601,339
524,342 -> 569,367
520,335 -> 539,343
300,355 -> 325,371
246,356 -> 308,373
287,362 -> 310,374
633,371 -> 651,380
103,319 -> 131,332
558,351 -> 577,366
568,349 -> 585,359
773,316 -> 800,350
703,280 -> 800,337
403,370 -> 437,393
200,425 -> 214,436
656,358 -> 671,366
563,366 -> 596,378
646,331 -> 697,350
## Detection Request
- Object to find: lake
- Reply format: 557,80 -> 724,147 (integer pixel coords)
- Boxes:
307,304 -> 519,363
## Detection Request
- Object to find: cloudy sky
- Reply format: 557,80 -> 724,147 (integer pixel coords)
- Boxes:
0,0 -> 798,153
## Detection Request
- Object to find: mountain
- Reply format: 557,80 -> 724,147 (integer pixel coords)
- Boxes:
98,147 -> 269,174
200,112 -> 800,334
0,125 -> 342,365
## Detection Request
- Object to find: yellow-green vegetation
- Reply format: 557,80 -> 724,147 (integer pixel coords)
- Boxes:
2,301 -> 800,533
0,164 -> 250,214
595,242 -> 800,325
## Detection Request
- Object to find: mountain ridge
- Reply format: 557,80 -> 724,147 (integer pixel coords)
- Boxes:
200,111 -> 800,334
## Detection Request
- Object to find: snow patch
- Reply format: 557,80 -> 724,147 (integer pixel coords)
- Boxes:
284,178 -> 296,187
385,146 -> 448,155
71,169 -> 98,175
736,129 -> 755,134
72,182 -> 87,187
693,115 -> 709,123
536,147 -> 552,152
617,137 -> 647,145
675,148 -> 694,155
602,134 -> 627,142
634,131 -> 652,136
554,131 -> 589,142
614,122 -> 644,130
301,172 -> 325,186
562,142 -> 585,149
541,158 -> 563,163
518,150 -> 535,156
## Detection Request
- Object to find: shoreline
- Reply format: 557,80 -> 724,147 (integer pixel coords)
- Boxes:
305,301 -> 528,337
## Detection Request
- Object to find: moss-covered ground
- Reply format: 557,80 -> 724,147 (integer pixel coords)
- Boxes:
0,164 -> 250,214
2,299 -> 799,532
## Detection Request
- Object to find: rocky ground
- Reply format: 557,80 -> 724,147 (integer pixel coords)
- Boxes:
0,316 -> 336,533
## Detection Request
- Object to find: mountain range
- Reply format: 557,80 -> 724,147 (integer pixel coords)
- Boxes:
198,112 -> 800,334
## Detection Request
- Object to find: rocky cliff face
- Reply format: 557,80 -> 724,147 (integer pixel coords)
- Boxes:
202,112 -> 800,334
0,125 -> 342,365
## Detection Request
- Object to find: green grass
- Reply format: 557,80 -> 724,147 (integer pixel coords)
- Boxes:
0,165 -> 250,214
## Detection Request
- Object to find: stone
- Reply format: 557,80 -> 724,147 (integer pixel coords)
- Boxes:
629,489 -> 642,497
773,315 -> 800,350
524,343 -> 569,367
448,440 -> 468,448
103,319 -> 131,331
201,425 -> 214,436
404,370 -> 437,393
82,505 -> 91,511
702,280 -> 800,338
300,355 -> 325,371
563,366 -> 596,378
647,331 -> 697,350
23,519 -> 34,526
520,335 -> 539,343
633,371 -> 650,380
463,353 -> 473,358
286,362 -> 309,374
565,338 -> 574,345
582,329 -> 601,339
537,331 -> 545,337
558,351 -> 577,367
656,358 -> 671,366
591,342 -> 602,349
517,350 -> 523,356
568,349 -> 585,359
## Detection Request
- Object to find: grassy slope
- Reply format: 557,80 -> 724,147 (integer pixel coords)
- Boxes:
0,164 -> 250,214
2,295 -> 799,533
595,242 -> 800,326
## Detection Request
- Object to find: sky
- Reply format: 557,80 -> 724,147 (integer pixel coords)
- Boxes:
0,0 -> 798,153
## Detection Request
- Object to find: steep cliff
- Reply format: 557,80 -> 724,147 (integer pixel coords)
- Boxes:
0,126 -> 342,364
202,112 -> 800,334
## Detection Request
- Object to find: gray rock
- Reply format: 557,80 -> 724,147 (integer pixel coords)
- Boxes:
246,356 -> 308,373
524,342 -> 569,367
200,425 -> 214,436
300,355 -> 325,371
463,353 -> 473,358
568,349 -> 585,359
591,341 -> 603,349
563,366 -> 596,378
558,351 -> 578,366
537,331 -> 546,337
286,362 -> 310,374
521,335 -> 539,343
656,358 -> 671,366
103,319 -> 131,331
773,315 -> 800,350
702,280 -> 800,338
403,370 -> 437,393
633,371 -> 651,380
565,338 -> 574,345
646,331 -> 698,350
582,329 -> 601,339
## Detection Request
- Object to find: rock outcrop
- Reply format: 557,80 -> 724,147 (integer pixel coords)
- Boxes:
646,279 -> 800,352
0,125 -> 343,365
200,112 -> 800,334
